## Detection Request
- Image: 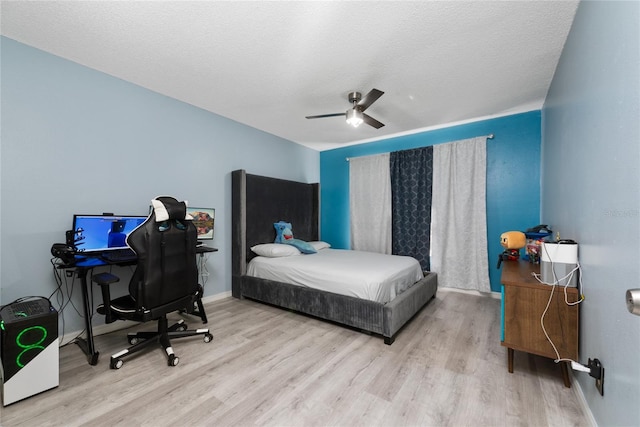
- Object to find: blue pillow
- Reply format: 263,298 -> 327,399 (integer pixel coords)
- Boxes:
273,221 -> 316,254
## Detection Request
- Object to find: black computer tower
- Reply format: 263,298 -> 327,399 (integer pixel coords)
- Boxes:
0,297 -> 59,406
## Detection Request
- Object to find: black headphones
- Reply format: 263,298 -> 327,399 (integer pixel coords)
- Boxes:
51,243 -> 76,265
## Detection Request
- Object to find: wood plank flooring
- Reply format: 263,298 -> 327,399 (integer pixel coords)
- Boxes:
1,290 -> 591,426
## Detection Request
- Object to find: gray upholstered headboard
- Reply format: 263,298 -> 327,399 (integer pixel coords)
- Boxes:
231,169 -> 319,298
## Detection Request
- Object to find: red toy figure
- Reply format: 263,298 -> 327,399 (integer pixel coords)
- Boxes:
497,231 -> 526,268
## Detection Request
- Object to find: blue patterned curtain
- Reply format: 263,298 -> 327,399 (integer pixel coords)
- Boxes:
390,147 -> 433,270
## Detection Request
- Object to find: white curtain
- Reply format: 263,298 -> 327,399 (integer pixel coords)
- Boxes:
349,153 -> 392,253
430,137 -> 490,291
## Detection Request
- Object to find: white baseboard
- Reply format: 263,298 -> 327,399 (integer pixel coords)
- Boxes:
571,375 -> 598,427
201,290 -> 232,304
59,290 -> 232,347
439,286 -> 502,299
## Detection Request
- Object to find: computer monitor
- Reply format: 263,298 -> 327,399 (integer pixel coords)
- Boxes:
71,215 -> 148,254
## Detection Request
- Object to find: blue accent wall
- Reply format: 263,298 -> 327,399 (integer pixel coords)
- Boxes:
542,1 -> 639,425
320,111 -> 541,292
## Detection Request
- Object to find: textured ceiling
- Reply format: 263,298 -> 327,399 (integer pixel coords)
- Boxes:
1,1 -> 579,151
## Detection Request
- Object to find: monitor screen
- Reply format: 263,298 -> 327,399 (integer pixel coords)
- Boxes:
72,215 -> 147,253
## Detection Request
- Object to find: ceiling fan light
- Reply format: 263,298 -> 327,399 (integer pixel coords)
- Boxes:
346,109 -> 364,127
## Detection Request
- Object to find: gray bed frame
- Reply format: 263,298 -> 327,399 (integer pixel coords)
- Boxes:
231,169 -> 437,344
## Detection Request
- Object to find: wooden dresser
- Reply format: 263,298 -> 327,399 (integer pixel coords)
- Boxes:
500,260 -> 580,387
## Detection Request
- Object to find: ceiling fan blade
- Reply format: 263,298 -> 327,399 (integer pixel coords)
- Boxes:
305,112 -> 346,119
357,88 -> 384,112
362,113 -> 385,129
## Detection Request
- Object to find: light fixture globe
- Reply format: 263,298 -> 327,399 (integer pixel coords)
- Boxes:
346,108 -> 364,127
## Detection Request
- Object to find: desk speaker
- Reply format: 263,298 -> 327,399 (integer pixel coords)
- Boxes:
1,297 -> 59,406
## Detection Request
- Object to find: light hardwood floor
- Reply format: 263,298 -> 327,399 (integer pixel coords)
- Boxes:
2,290 -> 591,426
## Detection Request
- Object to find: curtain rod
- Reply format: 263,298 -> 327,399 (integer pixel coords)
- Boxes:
346,134 -> 494,161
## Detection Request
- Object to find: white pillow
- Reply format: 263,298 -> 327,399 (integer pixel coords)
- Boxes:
308,241 -> 331,251
251,243 -> 301,257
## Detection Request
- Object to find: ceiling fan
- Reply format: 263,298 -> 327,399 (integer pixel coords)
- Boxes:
305,89 -> 385,129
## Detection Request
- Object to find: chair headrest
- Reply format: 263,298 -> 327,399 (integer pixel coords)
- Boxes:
151,196 -> 193,222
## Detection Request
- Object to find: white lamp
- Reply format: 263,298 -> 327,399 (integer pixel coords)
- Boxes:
346,108 -> 364,127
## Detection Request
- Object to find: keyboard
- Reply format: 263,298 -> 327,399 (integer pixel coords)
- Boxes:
101,249 -> 137,263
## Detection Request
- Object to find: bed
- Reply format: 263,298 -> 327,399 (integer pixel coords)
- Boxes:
231,169 -> 438,344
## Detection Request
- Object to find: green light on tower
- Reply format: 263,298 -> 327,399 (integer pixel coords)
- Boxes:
15,325 -> 47,368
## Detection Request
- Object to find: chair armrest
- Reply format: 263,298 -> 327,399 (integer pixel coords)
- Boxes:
92,272 -> 120,286
92,272 -> 120,324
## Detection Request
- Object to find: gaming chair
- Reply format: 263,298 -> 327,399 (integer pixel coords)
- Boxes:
94,196 -> 213,369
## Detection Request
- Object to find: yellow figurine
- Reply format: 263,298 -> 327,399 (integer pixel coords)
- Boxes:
500,231 -> 526,250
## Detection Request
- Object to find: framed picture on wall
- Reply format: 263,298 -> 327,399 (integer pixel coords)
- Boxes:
187,207 -> 215,240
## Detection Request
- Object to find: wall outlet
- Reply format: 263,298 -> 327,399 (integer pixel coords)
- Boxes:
589,358 -> 605,396
595,367 -> 605,396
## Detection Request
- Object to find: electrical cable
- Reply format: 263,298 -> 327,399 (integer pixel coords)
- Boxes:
535,242 -> 584,366
63,267 -> 83,317
50,256 -> 86,342
49,256 -> 92,345
198,253 -> 210,287
50,257 -> 68,343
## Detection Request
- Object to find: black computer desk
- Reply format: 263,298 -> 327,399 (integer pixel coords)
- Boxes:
66,246 -> 217,366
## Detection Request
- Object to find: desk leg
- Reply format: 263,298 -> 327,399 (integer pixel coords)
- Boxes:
74,268 -> 100,365
507,348 -> 514,373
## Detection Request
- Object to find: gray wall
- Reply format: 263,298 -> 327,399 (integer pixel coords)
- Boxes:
0,37 -> 319,336
542,1 -> 639,425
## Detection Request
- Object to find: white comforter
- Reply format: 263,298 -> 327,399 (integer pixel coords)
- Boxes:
246,248 -> 424,303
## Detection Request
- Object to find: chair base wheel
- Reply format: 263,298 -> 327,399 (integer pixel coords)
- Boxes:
110,358 -> 124,369
168,354 -> 179,366
108,319 -> 211,369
